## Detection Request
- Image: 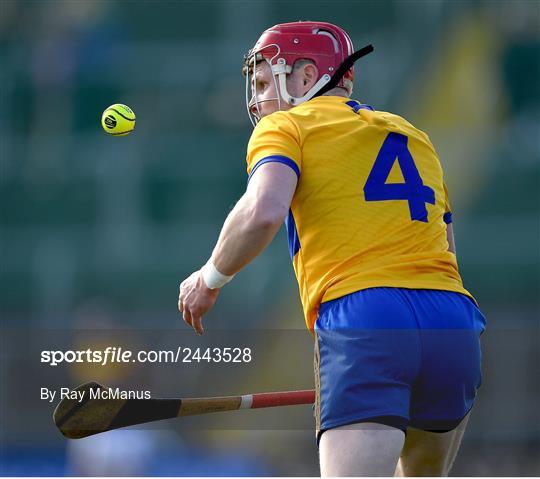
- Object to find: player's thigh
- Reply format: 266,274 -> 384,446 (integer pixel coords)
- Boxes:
320,422 -> 405,477
394,412 -> 470,477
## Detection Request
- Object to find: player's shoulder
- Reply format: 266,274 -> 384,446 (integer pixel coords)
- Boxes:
289,97 -> 430,140
372,109 -> 432,144
257,109 -> 297,127
252,109 -> 302,139
288,95 -> 345,120
274,96 -> 346,134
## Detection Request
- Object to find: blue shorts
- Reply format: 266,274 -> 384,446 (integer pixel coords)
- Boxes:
314,287 -> 486,441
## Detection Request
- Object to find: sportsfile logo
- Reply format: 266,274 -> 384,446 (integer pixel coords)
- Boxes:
42,347 -> 135,366
41,346 -> 253,366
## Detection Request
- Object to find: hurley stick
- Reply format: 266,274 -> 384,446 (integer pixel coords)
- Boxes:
54,381 -> 315,439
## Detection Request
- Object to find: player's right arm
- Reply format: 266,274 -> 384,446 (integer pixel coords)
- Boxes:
212,112 -> 301,273
211,162 -> 298,274
178,113 -> 301,334
178,162 -> 297,335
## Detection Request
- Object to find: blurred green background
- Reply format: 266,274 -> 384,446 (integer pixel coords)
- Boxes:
1,0 -> 539,476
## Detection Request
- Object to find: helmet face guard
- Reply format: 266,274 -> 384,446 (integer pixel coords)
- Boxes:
244,44 -> 333,126
243,21 -> 373,126
244,47 -> 283,127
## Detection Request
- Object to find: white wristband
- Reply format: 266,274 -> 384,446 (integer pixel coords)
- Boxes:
201,261 -> 235,289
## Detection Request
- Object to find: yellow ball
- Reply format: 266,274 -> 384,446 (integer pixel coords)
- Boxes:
101,104 -> 136,136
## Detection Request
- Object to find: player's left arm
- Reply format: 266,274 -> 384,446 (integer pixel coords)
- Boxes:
178,162 -> 298,334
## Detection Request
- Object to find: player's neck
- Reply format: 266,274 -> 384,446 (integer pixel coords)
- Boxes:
321,87 -> 350,98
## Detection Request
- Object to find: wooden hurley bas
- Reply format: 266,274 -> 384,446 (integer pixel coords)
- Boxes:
53,381 -> 315,439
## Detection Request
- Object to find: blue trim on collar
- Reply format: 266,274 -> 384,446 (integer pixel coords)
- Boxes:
346,100 -> 374,113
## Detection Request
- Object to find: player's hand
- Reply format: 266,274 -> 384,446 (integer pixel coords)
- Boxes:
178,270 -> 220,335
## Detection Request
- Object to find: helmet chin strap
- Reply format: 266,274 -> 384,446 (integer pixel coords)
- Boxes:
272,44 -> 375,108
277,71 -> 332,106
313,44 -> 374,98
271,58 -> 332,107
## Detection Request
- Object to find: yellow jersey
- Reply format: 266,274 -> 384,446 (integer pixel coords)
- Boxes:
246,96 -> 473,331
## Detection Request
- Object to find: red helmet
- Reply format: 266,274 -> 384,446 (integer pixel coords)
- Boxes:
249,21 -> 355,88
244,21 -> 356,125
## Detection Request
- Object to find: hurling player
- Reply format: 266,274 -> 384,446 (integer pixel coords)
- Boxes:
178,21 -> 486,477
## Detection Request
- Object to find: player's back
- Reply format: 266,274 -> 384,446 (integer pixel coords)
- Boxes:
247,96 -> 472,330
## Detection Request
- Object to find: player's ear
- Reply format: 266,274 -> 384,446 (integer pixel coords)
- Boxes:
302,63 -> 319,88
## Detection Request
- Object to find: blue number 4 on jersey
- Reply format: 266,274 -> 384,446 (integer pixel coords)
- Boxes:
364,132 -> 435,222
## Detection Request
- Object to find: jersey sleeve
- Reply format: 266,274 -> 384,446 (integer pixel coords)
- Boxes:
246,112 -> 302,182
443,182 -> 453,224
